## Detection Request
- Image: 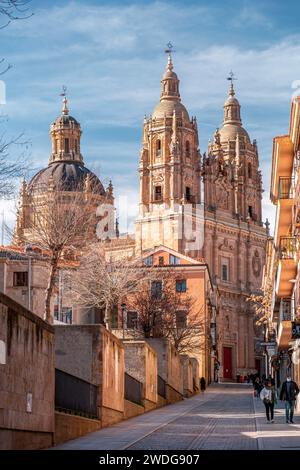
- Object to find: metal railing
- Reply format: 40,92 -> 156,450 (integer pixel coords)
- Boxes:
279,236 -> 297,260
124,372 -> 144,405
157,374 -> 166,398
278,177 -> 294,199
279,298 -> 293,322
55,369 -> 98,419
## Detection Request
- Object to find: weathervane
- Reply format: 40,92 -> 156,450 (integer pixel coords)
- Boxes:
60,85 -> 67,97
165,42 -> 175,55
227,70 -> 237,83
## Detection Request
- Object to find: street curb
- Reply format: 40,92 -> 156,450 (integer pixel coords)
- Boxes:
252,396 -> 264,450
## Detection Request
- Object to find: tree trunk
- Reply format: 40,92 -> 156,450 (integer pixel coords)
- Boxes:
45,258 -> 58,324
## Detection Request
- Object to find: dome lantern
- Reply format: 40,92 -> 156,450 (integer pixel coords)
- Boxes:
49,94 -> 83,165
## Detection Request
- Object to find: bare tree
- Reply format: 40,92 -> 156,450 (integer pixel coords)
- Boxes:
21,184 -> 98,323
0,133 -> 29,198
0,1 -> 33,197
70,246 -> 155,328
0,0 -> 33,28
128,271 -> 206,354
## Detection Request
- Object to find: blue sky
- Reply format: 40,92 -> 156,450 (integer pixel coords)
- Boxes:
2,0 -> 300,233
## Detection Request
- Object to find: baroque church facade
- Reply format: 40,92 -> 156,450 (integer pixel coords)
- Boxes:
134,53 -> 267,380
12,52 -> 267,380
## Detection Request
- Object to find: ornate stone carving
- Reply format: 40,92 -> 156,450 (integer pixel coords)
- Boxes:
252,249 -> 261,278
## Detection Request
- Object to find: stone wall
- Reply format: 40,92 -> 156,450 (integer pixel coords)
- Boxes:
146,338 -> 183,403
0,293 -> 55,450
123,340 -> 157,406
55,325 -> 124,427
181,355 -> 194,397
54,412 -> 101,445
190,358 -> 200,392
124,400 -> 144,420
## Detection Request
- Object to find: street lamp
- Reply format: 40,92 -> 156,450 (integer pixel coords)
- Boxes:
121,303 -> 126,340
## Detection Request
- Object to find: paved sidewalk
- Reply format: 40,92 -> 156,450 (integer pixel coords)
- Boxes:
252,395 -> 300,450
53,384 -> 257,450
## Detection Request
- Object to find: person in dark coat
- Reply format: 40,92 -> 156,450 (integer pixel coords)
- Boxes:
280,375 -> 299,424
254,376 -> 263,399
200,377 -> 206,392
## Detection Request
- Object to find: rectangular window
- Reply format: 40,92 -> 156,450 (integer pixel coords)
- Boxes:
62,307 -> 72,324
112,304 -> 118,329
222,264 -> 228,282
127,311 -> 138,329
185,186 -> 191,202
54,139 -> 59,154
248,205 -> 253,218
64,138 -> 70,153
176,279 -> 187,293
154,186 -> 162,201
158,256 -> 164,266
144,255 -> 153,266
176,310 -> 187,328
151,280 -> 162,299
169,254 -> 180,265
13,271 -> 28,287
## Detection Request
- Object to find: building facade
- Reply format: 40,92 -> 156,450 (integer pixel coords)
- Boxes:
202,80 -> 268,380
134,53 -> 267,381
268,95 -> 300,386
112,245 -> 216,382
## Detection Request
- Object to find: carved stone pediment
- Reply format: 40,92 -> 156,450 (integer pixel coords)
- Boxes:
218,237 -> 234,251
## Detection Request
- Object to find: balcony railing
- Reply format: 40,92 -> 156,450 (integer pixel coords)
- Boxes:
279,298 -> 293,322
279,236 -> 298,260
278,177 -> 294,199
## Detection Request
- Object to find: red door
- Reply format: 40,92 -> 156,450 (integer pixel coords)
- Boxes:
223,347 -> 232,379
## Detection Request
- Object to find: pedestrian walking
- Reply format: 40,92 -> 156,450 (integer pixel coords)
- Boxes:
200,377 -> 206,392
253,376 -> 262,399
260,380 -> 276,423
280,375 -> 299,424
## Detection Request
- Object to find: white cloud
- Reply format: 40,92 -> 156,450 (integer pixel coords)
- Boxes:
1,1 -> 298,238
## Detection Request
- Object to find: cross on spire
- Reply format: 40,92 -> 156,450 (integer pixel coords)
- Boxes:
164,42 -> 175,71
60,85 -> 69,115
227,70 -> 237,96
165,41 -> 175,55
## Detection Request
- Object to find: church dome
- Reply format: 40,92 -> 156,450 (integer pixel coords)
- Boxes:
219,123 -> 250,142
152,53 -> 189,121
28,162 -> 106,195
28,95 -> 106,196
219,78 -> 250,142
152,100 -> 190,120
53,113 -> 79,127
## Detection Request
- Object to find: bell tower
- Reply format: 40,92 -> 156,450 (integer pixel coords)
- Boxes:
135,48 -> 203,257
202,74 -> 267,381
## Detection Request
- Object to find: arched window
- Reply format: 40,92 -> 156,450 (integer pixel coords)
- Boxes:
248,162 -> 252,179
156,139 -> 161,157
185,141 -> 190,158
163,82 -> 167,93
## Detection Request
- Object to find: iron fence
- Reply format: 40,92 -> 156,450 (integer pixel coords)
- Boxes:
157,374 -> 166,398
55,368 -> 98,419
124,372 -> 144,405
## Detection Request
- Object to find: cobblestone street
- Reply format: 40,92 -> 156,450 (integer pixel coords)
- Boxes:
53,384 -> 300,450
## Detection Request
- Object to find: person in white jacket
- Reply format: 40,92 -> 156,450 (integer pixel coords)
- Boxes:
260,380 -> 276,423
